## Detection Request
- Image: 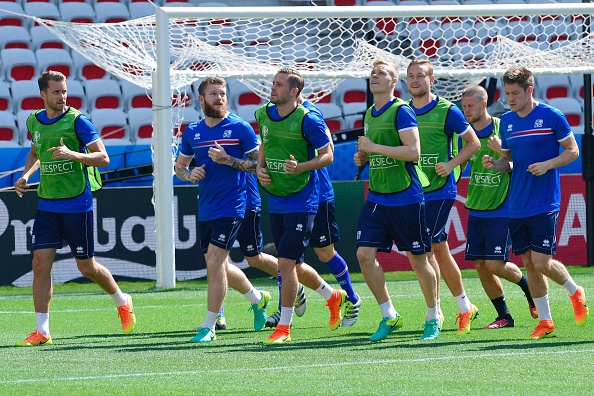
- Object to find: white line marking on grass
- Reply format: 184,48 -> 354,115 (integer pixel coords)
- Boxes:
2,348 -> 593,384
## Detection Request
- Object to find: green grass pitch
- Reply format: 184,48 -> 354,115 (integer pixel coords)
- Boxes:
1,267 -> 593,395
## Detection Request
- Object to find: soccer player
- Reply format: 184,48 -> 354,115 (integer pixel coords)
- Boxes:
407,58 -> 481,335
482,66 -> 589,339
175,77 -> 271,343
354,59 -> 440,341
207,127 -> 308,331
14,70 -> 135,346
256,67 -> 345,344
461,85 -> 537,329
265,95 -> 361,328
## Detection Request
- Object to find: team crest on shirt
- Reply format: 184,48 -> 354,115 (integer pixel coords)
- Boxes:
194,132 -> 201,140
534,119 -> 543,128
507,124 -> 513,132
223,130 -> 232,138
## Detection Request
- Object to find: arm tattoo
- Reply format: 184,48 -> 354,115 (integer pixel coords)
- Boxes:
175,165 -> 192,181
224,150 -> 258,173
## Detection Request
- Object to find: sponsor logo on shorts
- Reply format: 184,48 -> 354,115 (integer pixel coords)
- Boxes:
295,223 -> 303,232
319,235 -> 327,243
543,239 -> 550,247
76,246 -> 84,254
495,246 -> 502,254
247,244 -> 254,251
218,234 -> 226,242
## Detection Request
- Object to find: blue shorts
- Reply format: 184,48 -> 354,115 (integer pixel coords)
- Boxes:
425,199 -> 455,244
32,210 -> 94,259
356,201 -> 430,255
237,208 -> 263,258
199,217 -> 242,254
465,216 -> 511,261
310,199 -> 340,248
270,212 -> 315,263
509,212 -> 558,256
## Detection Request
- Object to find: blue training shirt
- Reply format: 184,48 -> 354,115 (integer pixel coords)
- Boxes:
500,102 -> 572,218
179,112 -> 259,221
411,96 -> 471,201
468,120 -> 509,219
264,103 -> 330,214
37,108 -> 98,213
301,100 -> 334,203
367,98 -> 425,207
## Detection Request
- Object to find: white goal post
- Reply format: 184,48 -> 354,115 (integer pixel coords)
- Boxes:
27,3 -> 594,288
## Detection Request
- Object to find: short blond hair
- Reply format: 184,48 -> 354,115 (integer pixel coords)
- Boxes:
373,59 -> 399,79
407,58 -> 433,76
462,85 -> 488,102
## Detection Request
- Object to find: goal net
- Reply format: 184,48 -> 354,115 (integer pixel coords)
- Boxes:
25,3 -> 594,288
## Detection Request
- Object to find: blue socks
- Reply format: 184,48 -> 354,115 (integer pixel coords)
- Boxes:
326,253 -> 358,304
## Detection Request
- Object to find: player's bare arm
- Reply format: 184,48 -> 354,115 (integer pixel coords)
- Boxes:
285,145 -> 333,174
527,134 -> 579,176
436,126 -> 480,177
15,149 -> 40,198
487,135 -> 504,155
208,141 -> 258,173
47,138 -> 109,168
256,144 -> 271,186
482,151 -> 512,173
175,155 -> 205,183
357,128 -> 421,162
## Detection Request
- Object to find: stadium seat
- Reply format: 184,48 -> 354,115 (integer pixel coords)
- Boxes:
66,78 -> 87,112
547,97 -> 583,128
129,2 -> 157,19
59,2 -> 96,23
11,80 -> 44,112
0,82 -> 13,112
0,26 -> 31,49
94,2 -> 130,23
568,74 -> 592,100
23,2 -> 61,26
90,108 -> 130,144
316,103 -> 345,132
365,1 -> 402,38
328,0 -> 364,5
121,80 -> 152,110
536,75 -> 572,100
85,79 -> 124,110
1,48 -> 38,81
344,114 -> 364,129
395,79 -> 412,101
229,81 -> 266,108
0,111 -> 20,146
17,109 -> 34,144
30,25 -> 66,50
173,107 -> 201,137
0,2 -> 27,28
127,107 -> 153,144
72,50 -> 109,81
36,48 -> 74,79
235,104 -> 261,133
336,79 -> 368,107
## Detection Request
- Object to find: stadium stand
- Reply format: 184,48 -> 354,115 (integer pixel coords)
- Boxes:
36,48 -> 74,79
0,110 -> 20,146
90,108 -> 131,144
0,81 -> 13,112
0,26 -> 31,50
11,80 -> 44,112
1,48 -> 38,82
85,79 -> 124,110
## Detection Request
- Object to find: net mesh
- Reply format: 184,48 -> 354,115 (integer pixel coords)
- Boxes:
27,5 -> 594,103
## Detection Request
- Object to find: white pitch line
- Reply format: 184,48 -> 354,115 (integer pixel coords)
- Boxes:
1,348 -> 593,385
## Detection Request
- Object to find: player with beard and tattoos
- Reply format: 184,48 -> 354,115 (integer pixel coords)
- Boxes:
175,77 -> 271,343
